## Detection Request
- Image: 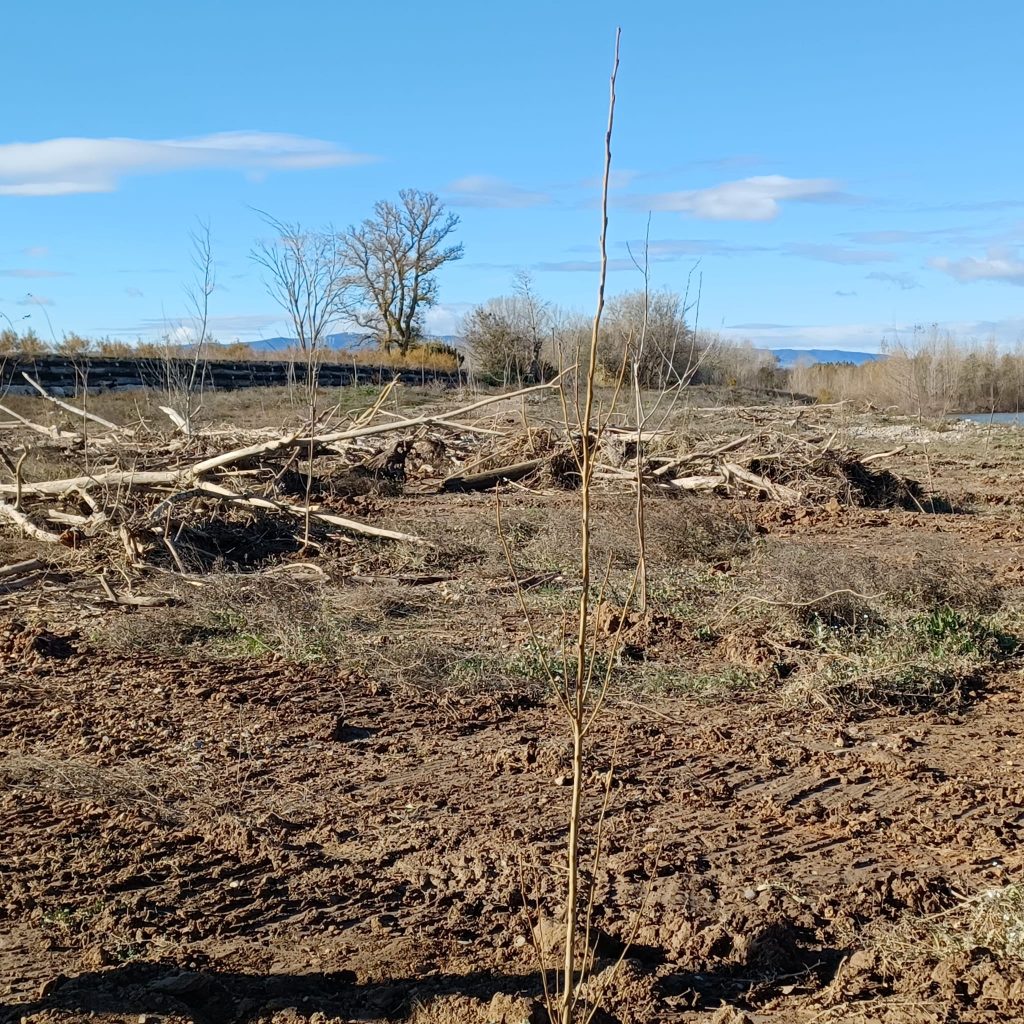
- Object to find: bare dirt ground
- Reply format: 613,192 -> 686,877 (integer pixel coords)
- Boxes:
2,387 -> 1024,1024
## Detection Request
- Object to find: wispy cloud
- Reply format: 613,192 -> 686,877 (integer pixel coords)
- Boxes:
534,259 -> 635,273
784,243 -> 897,265
631,175 -> 851,221
0,268 -> 69,278
17,294 -> 54,306
866,271 -> 921,290
0,132 -> 375,197
124,287 -> 144,298
834,289 -> 858,297
722,317 -> 1024,351
22,245 -> 49,258
928,199 -> 1024,213
930,247 -> 1024,286
446,175 -> 551,209
728,322 -> 796,330
628,238 -> 774,258
92,312 -> 284,339
579,169 -> 642,191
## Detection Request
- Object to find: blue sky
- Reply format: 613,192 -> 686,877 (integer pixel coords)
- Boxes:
3,0 -> 1023,352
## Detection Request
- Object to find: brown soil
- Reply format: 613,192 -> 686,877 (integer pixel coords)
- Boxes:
3,405 -> 1024,1024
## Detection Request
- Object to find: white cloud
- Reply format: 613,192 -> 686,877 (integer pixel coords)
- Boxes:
0,132 -> 375,196
785,243 -> 897,265
638,175 -> 846,221
124,287 -> 144,298
16,294 -> 53,306
447,175 -> 551,209
22,245 -> 49,258
423,302 -> 474,336
930,247 -> 1024,286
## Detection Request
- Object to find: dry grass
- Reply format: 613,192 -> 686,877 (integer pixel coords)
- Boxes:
872,884 -> 1024,977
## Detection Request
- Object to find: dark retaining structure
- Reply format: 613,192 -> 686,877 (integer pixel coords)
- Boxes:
0,355 -> 466,395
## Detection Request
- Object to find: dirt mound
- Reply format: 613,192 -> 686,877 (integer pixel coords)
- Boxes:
0,618 -> 79,667
595,601 -> 695,661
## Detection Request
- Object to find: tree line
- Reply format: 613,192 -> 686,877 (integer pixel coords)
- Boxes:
790,329 -> 1024,416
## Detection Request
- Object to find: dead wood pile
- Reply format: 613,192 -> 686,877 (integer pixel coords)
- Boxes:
0,377 -> 927,600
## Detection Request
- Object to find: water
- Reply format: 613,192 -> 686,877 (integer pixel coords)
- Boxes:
956,411 -> 1024,426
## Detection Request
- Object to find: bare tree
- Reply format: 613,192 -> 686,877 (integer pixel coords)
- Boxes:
185,220 -> 215,399
251,214 -> 350,547
461,272 -> 553,385
340,189 -> 463,354
163,221 -> 217,434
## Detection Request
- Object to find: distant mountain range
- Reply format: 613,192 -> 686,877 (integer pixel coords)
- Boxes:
246,333 -> 373,353
766,348 -> 884,368
233,335 -> 883,369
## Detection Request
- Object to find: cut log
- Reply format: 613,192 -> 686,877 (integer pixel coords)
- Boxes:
721,462 -> 802,503
666,473 -> 727,491
441,457 -> 545,492
158,406 -> 191,435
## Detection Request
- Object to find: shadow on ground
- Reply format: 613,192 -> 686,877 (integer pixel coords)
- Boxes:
3,963 -> 546,1024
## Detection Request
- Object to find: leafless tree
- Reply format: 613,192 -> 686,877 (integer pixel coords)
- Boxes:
252,214 -> 349,368
163,220 -> 217,434
251,213 -> 351,547
339,189 -> 463,354
461,272 -> 554,385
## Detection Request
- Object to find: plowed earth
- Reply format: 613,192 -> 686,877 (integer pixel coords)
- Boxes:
2,421 -> 1024,1024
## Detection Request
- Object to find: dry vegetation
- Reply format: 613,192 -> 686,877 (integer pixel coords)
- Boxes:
2,369 -> 1024,1023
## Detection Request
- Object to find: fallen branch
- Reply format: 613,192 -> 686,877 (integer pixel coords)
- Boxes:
0,500 -> 66,543
860,446 -> 906,465
22,373 -> 121,431
441,457 -> 546,492
722,461 -> 802,503
0,558 -> 46,578
97,575 -> 175,607
0,402 -> 65,438
194,481 -> 425,545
